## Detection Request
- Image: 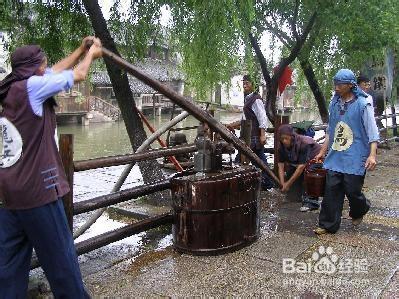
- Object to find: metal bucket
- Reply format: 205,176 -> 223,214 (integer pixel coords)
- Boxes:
171,166 -> 261,255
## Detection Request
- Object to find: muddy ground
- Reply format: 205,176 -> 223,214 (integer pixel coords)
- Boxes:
31,143 -> 399,298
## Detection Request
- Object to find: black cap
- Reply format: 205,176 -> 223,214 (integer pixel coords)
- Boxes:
242,74 -> 253,82
357,74 -> 370,84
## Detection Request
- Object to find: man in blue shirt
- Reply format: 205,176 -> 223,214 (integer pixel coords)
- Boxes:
314,69 -> 379,235
0,36 -> 102,298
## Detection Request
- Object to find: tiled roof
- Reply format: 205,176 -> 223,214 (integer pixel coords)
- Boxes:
92,58 -> 184,94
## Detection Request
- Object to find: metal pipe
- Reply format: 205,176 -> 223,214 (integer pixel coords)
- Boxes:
101,47 -> 280,185
73,179 -> 171,215
73,110 -> 190,239
135,107 -> 184,172
137,110 -> 190,151
169,126 -> 199,132
31,213 -> 173,269
74,144 -> 197,172
166,103 -> 176,146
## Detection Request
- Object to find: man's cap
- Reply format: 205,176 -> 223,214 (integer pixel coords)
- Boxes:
242,74 -> 253,82
333,69 -> 356,85
357,74 -> 370,84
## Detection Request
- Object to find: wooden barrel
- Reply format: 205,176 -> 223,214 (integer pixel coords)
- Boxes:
171,166 -> 261,255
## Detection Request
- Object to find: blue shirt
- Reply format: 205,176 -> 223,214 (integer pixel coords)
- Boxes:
327,96 -> 379,143
324,95 -> 376,175
27,68 -> 74,116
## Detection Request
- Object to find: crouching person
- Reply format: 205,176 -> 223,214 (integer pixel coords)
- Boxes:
277,124 -> 322,212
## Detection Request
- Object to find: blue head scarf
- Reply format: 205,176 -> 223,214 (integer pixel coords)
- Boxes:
333,68 -> 367,98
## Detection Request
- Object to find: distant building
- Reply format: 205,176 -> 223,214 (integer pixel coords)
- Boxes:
91,44 -> 184,115
210,73 -> 266,110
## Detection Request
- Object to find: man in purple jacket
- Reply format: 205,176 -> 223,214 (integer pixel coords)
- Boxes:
0,37 -> 102,298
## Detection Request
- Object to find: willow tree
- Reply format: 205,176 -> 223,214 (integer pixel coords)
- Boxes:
0,0 -> 91,62
252,0 -> 399,122
151,0 -> 399,123
298,0 -> 399,109
152,0 -> 319,122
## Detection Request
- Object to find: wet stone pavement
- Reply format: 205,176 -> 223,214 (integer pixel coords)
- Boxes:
31,145 -> 399,298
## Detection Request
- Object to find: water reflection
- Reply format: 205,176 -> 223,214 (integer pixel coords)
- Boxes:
57,109 -> 323,161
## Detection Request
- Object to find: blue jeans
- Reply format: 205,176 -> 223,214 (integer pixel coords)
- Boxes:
0,199 -> 89,298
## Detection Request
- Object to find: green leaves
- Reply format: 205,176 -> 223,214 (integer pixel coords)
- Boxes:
1,0 -> 91,64
2,0 -> 397,106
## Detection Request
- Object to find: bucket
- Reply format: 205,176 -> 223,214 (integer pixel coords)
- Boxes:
304,159 -> 327,197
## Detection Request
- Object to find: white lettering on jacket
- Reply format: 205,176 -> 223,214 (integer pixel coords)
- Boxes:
0,117 -> 23,168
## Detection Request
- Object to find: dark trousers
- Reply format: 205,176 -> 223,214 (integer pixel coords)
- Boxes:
0,199 -> 89,299
252,147 -> 275,190
319,170 -> 370,233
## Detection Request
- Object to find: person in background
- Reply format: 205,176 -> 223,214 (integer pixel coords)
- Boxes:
226,74 -> 274,190
0,36 -> 102,298
277,124 -> 322,211
314,69 -> 379,235
357,74 -> 384,131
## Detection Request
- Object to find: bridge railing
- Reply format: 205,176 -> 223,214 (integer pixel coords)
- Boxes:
88,96 -> 121,120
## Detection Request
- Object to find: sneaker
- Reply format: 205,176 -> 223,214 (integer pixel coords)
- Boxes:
299,205 -> 311,212
313,227 -> 328,235
300,204 -> 319,212
352,216 -> 363,226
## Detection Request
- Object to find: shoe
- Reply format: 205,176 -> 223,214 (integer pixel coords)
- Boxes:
352,216 -> 363,226
313,227 -> 328,235
300,204 -> 319,212
300,206 -> 310,212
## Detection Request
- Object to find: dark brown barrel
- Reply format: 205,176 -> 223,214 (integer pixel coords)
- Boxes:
304,161 -> 327,197
171,166 -> 261,255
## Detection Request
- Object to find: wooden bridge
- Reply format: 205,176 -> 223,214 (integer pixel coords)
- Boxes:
138,94 -> 179,115
55,94 -> 121,125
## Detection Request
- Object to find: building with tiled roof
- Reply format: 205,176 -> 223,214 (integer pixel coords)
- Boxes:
91,45 -> 185,114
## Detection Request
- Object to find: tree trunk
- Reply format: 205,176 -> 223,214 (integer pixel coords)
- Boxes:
299,57 -> 329,123
82,0 -> 169,204
266,81 -> 278,122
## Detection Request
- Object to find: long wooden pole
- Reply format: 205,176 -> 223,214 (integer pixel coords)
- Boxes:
101,48 -> 280,185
